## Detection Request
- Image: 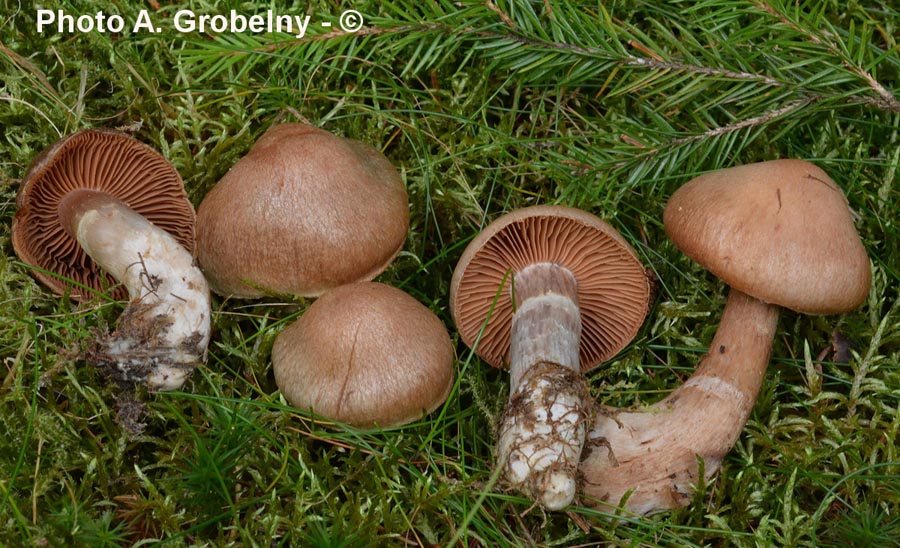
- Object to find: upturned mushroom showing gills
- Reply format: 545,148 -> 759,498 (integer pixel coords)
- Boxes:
450,205 -> 650,510
580,159 -> 871,516
12,129 -> 211,391
196,123 -> 409,299
272,282 -> 455,428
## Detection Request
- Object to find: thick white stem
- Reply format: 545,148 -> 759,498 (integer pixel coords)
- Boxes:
498,262 -> 587,510
579,289 -> 779,515
65,191 -> 211,390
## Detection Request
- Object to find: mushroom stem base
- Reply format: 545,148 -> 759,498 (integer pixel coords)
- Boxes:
579,289 -> 779,515
499,361 -> 590,510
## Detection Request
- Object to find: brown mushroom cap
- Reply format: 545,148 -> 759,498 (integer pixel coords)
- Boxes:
664,159 -> 871,315
195,123 -> 410,298
11,129 -> 196,300
272,282 -> 455,428
450,205 -> 651,370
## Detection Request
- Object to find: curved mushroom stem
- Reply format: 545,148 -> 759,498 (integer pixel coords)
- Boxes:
499,262 -> 589,510
580,289 -> 778,515
60,190 -> 211,390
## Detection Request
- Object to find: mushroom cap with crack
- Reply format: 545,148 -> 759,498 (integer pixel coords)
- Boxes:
272,282 -> 455,428
196,123 -> 410,298
449,205 -> 651,370
12,129 -> 196,300
664,159 -> 871,315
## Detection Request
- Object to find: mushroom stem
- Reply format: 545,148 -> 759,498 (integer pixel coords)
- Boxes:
499,262 -> 588,510
580,289 -> 779,515
60,190 -> 211,390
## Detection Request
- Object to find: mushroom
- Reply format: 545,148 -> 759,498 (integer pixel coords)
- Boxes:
272,282 -> 455,428
195,123 -> 409,298
580,159 -> 871,515
450,205 -> 651,510
12,129 -> 210,390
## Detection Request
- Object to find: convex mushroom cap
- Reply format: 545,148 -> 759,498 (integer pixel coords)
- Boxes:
196,123 -> 410,298
12,129 -> 196,300
450,205 -> 650,370
272,282 -> 454,428
664,159 -> 870,313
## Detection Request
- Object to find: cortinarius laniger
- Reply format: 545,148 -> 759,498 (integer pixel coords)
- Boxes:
580,160 -> 870,515
196,123 -> 409,298
451,205 -> 650,510
12,129 -> 210,390
272,282 -> 455,428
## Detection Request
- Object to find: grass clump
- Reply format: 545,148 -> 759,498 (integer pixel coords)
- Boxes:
2,0 -> 899,545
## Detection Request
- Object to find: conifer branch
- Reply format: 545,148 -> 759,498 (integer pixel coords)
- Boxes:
669,98 -> 810,147
621,57 -> 784,87
751,0 -> 900,112
175,0 -> 899,192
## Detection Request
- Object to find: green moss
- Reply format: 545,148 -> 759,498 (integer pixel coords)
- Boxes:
2,0 -> 898,545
